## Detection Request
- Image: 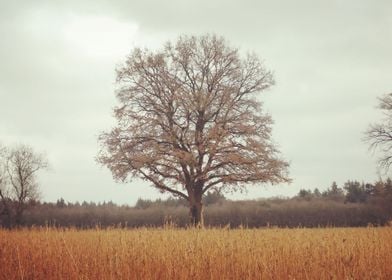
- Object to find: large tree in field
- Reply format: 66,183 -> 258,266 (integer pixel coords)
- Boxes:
365,93 -> 392,172
98,35 -> 290,226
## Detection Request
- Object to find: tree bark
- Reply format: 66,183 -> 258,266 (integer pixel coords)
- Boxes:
188,186 -> 204,227
189,200 -> 203,227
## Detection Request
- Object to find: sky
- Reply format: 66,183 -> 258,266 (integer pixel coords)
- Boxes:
0,0 -> 391,205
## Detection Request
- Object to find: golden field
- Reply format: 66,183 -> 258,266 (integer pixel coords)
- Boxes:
0,227 -> 391,279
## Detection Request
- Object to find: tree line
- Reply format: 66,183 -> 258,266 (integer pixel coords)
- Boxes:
1,179 -> 391,228
297,180 -> 392,204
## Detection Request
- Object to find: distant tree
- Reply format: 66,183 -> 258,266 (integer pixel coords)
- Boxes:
363,183 -> 376,196
0,145 -> 11,225
383,179 -> 392,213
203,190 -> 226,205
365,93 -> 392,172
385,178 -> 392,195
135,197 -> 188,209
0,144 -> 48,226
161,197 -> 188,207
297,189 -> 313,201
371,181 -> 385,196
344,181 -> 367,203
322,182 -> 345,201
135,198 -> 153,209
313,188 -> 321,198
56,198 -> 66,208
98,34 -> 290,226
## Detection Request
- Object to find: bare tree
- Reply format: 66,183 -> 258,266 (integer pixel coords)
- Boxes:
0,144 -> 48,226
98,34 -> 290,226
0,144 -> 10,225
365,93 -> 392,173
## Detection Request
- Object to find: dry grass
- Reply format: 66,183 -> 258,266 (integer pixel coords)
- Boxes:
0,227 -> 391,279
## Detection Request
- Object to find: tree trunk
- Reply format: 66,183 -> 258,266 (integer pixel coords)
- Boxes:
189,200 -> 203,227
188,182 -> 204,227
15,203 -> 24,226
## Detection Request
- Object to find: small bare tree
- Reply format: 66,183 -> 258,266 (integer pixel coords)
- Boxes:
365,93 -> 392,173
0,144 -> 10,225
0,144 -> 48,226
98,34 -> 290,226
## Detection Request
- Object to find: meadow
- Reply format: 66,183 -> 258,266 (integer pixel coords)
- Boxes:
0,227 -> 391,279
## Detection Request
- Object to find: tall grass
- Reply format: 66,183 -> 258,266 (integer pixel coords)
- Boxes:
0,227 -> 391,279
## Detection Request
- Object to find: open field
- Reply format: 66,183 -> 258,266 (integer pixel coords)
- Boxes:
0,227 -> 391,279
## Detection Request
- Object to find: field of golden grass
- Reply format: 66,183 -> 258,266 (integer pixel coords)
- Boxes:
0,227 -> 391,279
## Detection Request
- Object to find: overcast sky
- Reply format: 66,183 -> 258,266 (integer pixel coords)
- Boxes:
1,0 -> 391,205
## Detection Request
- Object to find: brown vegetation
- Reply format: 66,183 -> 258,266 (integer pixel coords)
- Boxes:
0,227 -> 391,279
